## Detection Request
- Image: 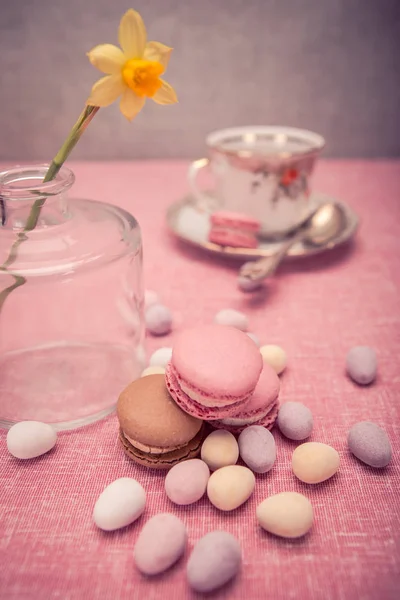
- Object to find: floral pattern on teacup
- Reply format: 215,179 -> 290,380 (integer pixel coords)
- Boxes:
251,165 -> 309,205
278,168 -> 310,201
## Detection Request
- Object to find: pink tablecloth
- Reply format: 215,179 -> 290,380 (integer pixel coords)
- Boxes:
1,160 -> 400,600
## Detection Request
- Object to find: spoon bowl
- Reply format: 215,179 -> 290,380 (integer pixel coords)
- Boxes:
304,203 -> 345,246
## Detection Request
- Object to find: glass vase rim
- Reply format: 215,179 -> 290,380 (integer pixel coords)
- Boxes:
0,164 -> 75,200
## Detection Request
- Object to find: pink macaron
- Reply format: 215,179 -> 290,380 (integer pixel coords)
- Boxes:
165,325 -> 263,420
208,211 -> 260,249
211,364 -> 280,433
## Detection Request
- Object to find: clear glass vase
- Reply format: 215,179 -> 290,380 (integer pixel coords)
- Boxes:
0,165 -> 145,430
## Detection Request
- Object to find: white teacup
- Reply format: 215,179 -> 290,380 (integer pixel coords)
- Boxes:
188,126 -> 325,238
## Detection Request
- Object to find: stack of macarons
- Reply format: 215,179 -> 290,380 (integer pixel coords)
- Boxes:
166,325 -> 280,431
117,324 -> 280,469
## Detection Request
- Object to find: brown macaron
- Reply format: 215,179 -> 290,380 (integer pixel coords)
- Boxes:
117,374 -> 204,469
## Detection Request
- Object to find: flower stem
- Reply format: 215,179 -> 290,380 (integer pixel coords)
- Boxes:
0,104 -> 99,313
43,105 -> 99,185
0,275 -> 26,312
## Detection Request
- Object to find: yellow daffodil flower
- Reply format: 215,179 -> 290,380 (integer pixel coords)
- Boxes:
1,8 -> 179,312
87,9 -> 178,120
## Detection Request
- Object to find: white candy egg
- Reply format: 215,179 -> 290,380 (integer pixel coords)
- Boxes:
149,347 -> 173,368
93,477 -> 146,531
7,421 -> 57,459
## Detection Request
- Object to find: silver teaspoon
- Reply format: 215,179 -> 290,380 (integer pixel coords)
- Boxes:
239,203 -> 346,284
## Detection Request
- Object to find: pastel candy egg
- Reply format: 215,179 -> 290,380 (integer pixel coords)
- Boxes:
238,276 -> 262,293
7,421 -> 57,459
277,402 -> 313,441
346,346 -> 377,385
348,421 -> 392,467
260,345 -> 287,375
145,304 -> 173,336
207,465 -> 255,511
238,425 -> 276,473
187,531 -> 241,593
257,492 -> 313,538
201,430 -> 239,471
292,442 -> 340,484
93,478 -> 146,531
214,309 -> 249,331
165,459 -> 210,505
134,513 -> 187,575
141,366 -> 166,377
149,347 -> 173,368
144,289 -> 159,309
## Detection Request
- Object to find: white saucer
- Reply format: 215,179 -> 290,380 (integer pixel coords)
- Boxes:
166,192 -> 359,261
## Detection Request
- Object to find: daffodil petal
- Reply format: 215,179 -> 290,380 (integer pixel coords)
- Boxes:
87,75 -> 125,107
119,9 -> 146,59
144,41 -> 172,69
87,44 -> 126,74
152,79 -> 178,105
120,88 -> 146,121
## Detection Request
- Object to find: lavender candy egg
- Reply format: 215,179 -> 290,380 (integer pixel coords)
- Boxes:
238,426 -> 276,473
145,304 -> 173,336
134,513 -> 187,575
348,421 -> 392,467
346,346 -> 377,385
165,459 -> 210,505
187,531 -> 241,593
238,275 -> 262,293
277,402 -> 314,441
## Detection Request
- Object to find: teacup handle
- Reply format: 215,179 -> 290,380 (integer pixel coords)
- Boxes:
187,158 -> 217,212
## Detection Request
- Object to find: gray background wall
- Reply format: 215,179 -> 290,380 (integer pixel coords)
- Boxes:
1,0 -> 399,160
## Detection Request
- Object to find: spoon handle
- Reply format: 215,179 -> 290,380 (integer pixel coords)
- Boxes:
240,228 -> 306,282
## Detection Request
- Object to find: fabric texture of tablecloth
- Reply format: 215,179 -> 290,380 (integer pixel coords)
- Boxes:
0,160 -> 399,600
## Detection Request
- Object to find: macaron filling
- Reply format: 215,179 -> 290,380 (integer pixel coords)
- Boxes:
170,364 -> 252,407
123,433 -> 188,455
166,364 -> 248,420
221,401 -> 278,427
179,381 -> 251,407
120,428 -> 205,467
212,402 -> 279,433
